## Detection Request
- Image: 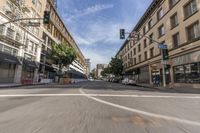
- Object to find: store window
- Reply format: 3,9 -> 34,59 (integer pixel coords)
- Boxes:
174,63 -> 200,83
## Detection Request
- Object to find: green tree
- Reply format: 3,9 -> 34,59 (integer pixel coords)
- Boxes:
109,57 -> 123,76
51,43 -> 76,80
101,67 -> 111,77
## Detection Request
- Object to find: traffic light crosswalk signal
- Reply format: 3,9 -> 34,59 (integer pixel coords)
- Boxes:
120,29 -> 125,39
43,11 -> 50,24
162,48 -> 169,60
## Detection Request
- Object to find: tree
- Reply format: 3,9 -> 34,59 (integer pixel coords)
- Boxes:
109,57 -> 123,76
101,67 -> 111,77
51,43 -> 76,80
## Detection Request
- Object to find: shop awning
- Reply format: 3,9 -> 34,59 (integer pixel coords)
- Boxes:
0,51 -> 21,65
23,59 -> 38,68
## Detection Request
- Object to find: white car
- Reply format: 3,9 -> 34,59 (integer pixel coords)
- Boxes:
122,78 -> 136,85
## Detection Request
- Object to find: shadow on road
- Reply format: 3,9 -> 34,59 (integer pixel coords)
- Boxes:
1,81 -> 200,95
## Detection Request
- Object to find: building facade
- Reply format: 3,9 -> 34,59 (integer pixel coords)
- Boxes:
96,64 -> 108,79
85,58 -> 91,77
40,0 -> 86,83
117,0 -> 200,88
0,0 -> 86,84
0,0 -> 45,84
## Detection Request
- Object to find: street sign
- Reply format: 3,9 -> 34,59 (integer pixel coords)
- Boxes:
27,22 -> 41,27
158,44 -> 167,49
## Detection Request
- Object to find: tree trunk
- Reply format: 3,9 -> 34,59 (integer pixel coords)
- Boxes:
58,64 -> 62,84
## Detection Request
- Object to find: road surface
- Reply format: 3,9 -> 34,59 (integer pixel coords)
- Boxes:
0,81 -> 200,133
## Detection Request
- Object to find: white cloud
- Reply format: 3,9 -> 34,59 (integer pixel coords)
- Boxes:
66,4 -> 114,22
73,21 -> 133,46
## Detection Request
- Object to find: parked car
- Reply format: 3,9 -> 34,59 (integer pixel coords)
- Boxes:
122,78 -> 136,85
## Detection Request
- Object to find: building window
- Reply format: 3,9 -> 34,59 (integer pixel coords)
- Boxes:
148,19 -> 153,29
134,58 -> 136,64
138,55 -> 141,63
169,0 -> 178,8
186,21 -> 200,41
134,48 -> 136,55
170,13 -> 178,29
158,24 -> 165,37
184,0 -> 198,19
144,51 -> 148,60
149,33 -> 154,44
37,1 -> 42,12
130,51 -> 133,58
174,63 -> 200,83
32,0 -> 36,5
157,8 -> 164,21
15,33 -> 22,42
143,26 -> 147,35
150,47 -> 154,58
144,39 -> 147,48
6,28 -> 14,39
138,44 -> 141,52
172,32 -> 180,48
0,25 -> 5,35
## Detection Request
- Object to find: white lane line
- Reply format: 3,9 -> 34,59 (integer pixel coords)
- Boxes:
0,93 -> 200,99
79,89 -> 200,127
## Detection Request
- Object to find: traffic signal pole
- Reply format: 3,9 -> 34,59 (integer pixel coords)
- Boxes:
120,29 -> 167,87
161,50 -> 166,87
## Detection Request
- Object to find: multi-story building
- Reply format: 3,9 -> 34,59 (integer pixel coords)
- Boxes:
0,0 -> 45,84
96,64 -> 108,79
117,0 -> 200,88
0,0 -> 86,84
39,0 -> 86,82
85,58 -> 91,77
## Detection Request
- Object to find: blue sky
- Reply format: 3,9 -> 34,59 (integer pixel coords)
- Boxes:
57,0 -> 153,68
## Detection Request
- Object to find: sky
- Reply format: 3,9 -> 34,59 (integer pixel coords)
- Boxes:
57,0 -> 153,69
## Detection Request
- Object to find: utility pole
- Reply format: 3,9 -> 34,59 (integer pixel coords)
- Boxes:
161,50 -> 166,87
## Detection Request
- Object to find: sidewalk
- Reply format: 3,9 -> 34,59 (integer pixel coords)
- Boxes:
0,83 -> 21,88
0,83 -> 47,89
136,83 -> 200,94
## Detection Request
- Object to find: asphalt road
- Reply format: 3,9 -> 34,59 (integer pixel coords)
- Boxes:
0,81 -> 200,133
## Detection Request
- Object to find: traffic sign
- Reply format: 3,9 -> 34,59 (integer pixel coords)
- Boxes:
158,44 -> 167,49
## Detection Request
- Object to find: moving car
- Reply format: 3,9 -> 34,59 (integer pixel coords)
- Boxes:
122,78 -> 136,85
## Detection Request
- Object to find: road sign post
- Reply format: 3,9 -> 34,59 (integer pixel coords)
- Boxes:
159,44 -> 168,87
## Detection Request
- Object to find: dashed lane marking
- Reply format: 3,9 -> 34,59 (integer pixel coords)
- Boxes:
79,88 -> 200,127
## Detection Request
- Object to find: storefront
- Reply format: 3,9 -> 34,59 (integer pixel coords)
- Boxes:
151,62 -> 171,85
139,66 -> 149,83
21,59 -> 38,84
173,51 -> 200,84
0,51 -> 20,83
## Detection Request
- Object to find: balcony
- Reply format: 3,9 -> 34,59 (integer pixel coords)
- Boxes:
2,2 -> 22,19
0,27 -> 23,48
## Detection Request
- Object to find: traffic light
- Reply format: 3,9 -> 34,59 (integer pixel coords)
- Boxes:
162,48 -> 169,60
120,29 -> 125,39
43,11 -> 50,24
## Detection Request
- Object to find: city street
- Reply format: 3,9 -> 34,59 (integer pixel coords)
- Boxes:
0,81 -> 200,132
